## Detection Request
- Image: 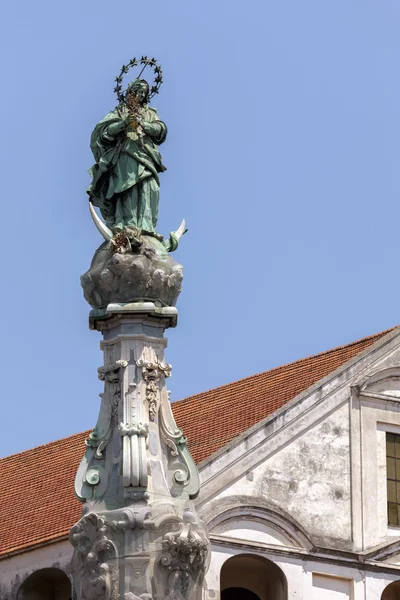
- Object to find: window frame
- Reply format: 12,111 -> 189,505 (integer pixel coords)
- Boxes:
386,431 -> 400,527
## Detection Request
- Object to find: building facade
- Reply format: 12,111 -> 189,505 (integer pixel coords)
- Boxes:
2,326 -> 400,599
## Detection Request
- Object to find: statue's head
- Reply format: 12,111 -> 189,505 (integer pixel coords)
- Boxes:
126,79 -> 150,105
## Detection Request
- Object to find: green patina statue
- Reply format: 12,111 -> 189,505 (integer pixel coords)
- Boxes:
88,78 -> 167,242
81,58 -> 186,309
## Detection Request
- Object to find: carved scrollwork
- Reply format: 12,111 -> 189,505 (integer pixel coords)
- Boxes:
97,359 -> 128,424
86,359 -> 128,453
159,394 -> 200,499
161,434 -> 179,456
75,360 -> 128,502
85,466 -> 103,487
70,513 -> 119,600
136,359 -> 171,421
159,511 -> 210,600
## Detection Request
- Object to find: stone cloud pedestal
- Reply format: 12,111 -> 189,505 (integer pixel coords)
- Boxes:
69,303 -> 210,600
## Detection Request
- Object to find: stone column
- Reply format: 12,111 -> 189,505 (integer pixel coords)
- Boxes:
69,302 -> 210,600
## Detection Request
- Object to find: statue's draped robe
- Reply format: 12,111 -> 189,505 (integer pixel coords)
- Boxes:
88,105 -> 167,233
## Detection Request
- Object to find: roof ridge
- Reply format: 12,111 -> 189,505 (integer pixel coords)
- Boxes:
174,326 -> 397,406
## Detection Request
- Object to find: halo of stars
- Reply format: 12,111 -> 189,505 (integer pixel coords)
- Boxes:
114,56 -> 164,104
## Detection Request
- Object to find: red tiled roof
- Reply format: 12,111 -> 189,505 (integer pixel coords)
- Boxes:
0,328 -> 394,558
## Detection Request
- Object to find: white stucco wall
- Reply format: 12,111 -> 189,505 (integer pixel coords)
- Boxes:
205,542 -> 400,600
214,402 -> 351,543
0,541 -> 72,600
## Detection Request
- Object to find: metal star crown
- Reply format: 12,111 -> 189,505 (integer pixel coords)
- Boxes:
114,56 -> 164,104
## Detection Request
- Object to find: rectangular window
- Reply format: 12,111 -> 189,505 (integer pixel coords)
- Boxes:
386,432 -> 400,526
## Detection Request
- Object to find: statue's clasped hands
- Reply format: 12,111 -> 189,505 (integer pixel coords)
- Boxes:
123,112 -> 145,131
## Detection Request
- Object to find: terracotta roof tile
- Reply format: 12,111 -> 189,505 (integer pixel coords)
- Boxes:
173,327 -> 394,463
0,327 -> 394,558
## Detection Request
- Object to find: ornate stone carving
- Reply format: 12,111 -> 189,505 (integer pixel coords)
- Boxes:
75,360 -> 128,502
136,359 -> 172,421
81,237 -> 184,309
70,513 -> 119,600
111,506 -> 155,531
158,511 -> 210,600
98,360 -> 128,426
119,423 -> 149,438
160,393 -> 200,499
86,359 -> 128,454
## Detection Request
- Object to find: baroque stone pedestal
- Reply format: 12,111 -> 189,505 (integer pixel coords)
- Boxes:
69,303 -> 209,600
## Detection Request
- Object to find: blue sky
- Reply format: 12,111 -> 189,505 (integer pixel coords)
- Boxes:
1,0 -> 400,456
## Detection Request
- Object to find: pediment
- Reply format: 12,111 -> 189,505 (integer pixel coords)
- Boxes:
197,329 -> 400,510
214,518 -> 296,547
357,367 -> 400,401
202,495 -> 313,551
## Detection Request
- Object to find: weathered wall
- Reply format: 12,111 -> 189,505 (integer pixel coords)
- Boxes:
0,541 -> 72,600
197,330 -> 400,555
214,402 -> 351,544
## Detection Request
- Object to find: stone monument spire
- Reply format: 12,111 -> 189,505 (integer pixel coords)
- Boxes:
70,57 -> 210,600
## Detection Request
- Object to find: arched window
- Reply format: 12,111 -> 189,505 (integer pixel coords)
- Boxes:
220,554 -> 287,600
17,568 -> 71,600
382,581 -> 400,600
